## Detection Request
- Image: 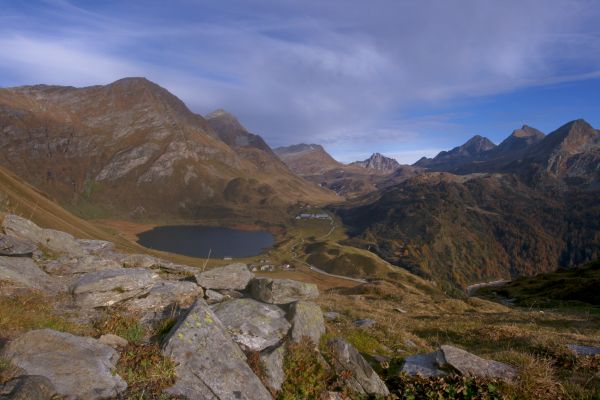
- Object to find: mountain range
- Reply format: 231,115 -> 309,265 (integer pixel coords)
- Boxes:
0,78 -> 336,222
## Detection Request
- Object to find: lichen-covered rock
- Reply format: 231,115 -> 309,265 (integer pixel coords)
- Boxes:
43,255 -> 122,276
2,329 -> 127,399
196,263 -> 253,290
0,375 -> 57,400
327,338 -> 390,397
2,215 -> 84,256
77,239 -> 115,256
250,278 -> 319,304
0,256 -> 61,292
438,345 -> 517,380
288,301 -> 325,346
71,268 -> 161,308
0,234 -> 36,257
212,298 -> 290,352
162,299 -> 272,400
125,281 -> 202,324
259,345 -> 285,392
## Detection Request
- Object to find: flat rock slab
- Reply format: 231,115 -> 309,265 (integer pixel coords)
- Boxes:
0,234 -> 36,257
3,329 -> 127,399
0,256 -> 60,292
44,255 -> 122,276
289,301 -> 325,346
260,345 -> 285,392
125,281 -> 202,324
2,214 -> 84,257
439,345 -> 517,380
354,319 -> 376,328
162,299 -> 272,400
327,338 -> 390,397
212,298 -> 290,352
0,375 -> 56,400
71,268 -> 161,308
250,277 -> 319,304
568,344 -> 600,357
196,263 -> 253,290
401,351 -> 448,377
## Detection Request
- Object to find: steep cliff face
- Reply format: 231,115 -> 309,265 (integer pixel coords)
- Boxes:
0,78 -> 336,220
350,153 -> 400,172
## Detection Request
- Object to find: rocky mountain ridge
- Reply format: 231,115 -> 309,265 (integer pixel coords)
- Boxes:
350,152 -> 401,172
0,78 -> 336,221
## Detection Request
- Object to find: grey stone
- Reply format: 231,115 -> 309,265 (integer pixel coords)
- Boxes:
250,277 -> 319,304
212,298 -> 291,352
439,345 -> 517,380
327,338 -> 389,396
44,255 -> 122,276
259,345 -> 285,392
98,334 -> 128,349
77,239 -> 115,255
121,253 -> 163,269
0,375 -> 56,400
324,311 -> 342,321
354,319 -> 376,328
2,215 -> 84,256
0,256 -> 60,292
3,329 -> 127,399
196,263 -> 253,290
71,268 -> 161,308
162,299 -> 272,400
288,301 -> 325,346
205,289 -> 226,304
402,351 -> 447,377
125,281 -> 203,324
0,234 -> 36,257
568,344 -> 600,357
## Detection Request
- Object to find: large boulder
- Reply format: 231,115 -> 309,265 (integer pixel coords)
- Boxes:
259,345 -> 286,392
0,375 -> 56,400
162,299 -> 272,400
2,329 -> 127,399
327,338 -> 389,397
71,268 -> 161,308
0,234 -> 36,257
125,281 -> 203,324
438,345 -> 517,380
0,256 -> 60,292
288,301 -> 325,346
196,263 -> 253,290
2,215 -> 84,256
250,278 -> 319,304
212,298 -> 291,352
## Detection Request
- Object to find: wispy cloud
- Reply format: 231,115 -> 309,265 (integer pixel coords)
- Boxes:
0,0 -> 599,159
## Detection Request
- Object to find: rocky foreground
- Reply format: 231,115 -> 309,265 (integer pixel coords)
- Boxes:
0,214 -> 521,399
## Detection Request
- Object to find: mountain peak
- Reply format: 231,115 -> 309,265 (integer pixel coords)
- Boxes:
461,135 -> 496,153
351,152 -> 400,172
275,143 -> 342,175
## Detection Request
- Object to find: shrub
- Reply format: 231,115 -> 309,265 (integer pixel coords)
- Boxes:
387,374 -> 505,400
279,338 -> 329,400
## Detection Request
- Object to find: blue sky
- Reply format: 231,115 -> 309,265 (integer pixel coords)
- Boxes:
1,0 -> 599,163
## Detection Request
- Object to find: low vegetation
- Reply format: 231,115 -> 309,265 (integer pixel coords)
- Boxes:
279,338 -> 329,400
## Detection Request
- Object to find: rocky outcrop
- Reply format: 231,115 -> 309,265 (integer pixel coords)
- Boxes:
212,298 -> 291,352
250,278 -> 319,304
288,301 -> 325,346
0,256 -> 60,292
43,255 -> 122,276
124,281 -> 202,324
162,299 -> 273,400
71,268 -> 161,308
327,338 -> 390,397
0,234 -> 36,257
2,215 -> 84,256
196,263 -> 254,290
350,153 -> 400,172
2,329 -> 127,399
402,352 -> 448,377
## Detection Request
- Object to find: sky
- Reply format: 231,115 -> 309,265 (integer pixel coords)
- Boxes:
1,0 -> 600,163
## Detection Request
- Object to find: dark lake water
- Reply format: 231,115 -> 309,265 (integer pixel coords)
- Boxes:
137,225 -> 275,258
